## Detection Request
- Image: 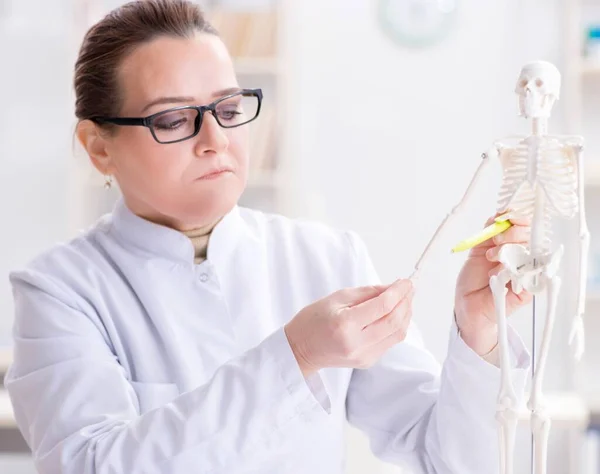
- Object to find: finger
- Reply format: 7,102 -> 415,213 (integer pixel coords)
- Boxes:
359,322 -> 411,366
507,216 -> 531,226
468,213 -> 516,255
491,208 -> 531,225
349,278 -> 413,327
485,210 -> 531,228
486,243 -> 521,263
484,214 -> 498,226
508,286 -> 533,305
492,224 -> 530,245
488,263 -> 503,278
362,293 -> 412,342
335,284 -> 390,308
486,245 -> 502,262
381,322 -> 411,349
485,209 -> 512,226
496,213 -> 531,227
469,238 -> 496,256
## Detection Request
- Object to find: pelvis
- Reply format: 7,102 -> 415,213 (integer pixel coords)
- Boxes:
496,244 -> 564,294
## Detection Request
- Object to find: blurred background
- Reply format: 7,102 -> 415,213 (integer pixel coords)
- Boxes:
1,0 -> 600,472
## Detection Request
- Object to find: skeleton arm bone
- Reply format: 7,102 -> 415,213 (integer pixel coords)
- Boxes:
410,148 -> 499,282
570,143 -> 590,360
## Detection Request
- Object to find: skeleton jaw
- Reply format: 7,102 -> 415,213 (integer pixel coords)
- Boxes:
519,91 -> 555,119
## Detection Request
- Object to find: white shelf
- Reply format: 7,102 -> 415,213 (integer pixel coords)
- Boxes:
0,389 -> 589,430
586,160 -> 600,187
233,57 -> 279,75
0,347 -> 11,373
517,391 -> 590,427
587,291 -> 600,303
580,57 -> 600,76
0,387 -> 587,433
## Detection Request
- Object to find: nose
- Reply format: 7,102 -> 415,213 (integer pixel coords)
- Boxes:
524,79 -> 540,94
194,111 -> 229,155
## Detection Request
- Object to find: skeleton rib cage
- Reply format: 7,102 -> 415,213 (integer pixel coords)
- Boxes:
496,137 -> 579,255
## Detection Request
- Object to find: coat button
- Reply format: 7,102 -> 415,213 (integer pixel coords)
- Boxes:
199,273 -> 209,282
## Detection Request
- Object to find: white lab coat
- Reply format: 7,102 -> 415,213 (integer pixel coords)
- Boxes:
5,197 -> 530,474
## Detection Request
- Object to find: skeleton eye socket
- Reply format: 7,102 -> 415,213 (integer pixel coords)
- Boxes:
535,78 -> 544,87
519,79 -> 528,88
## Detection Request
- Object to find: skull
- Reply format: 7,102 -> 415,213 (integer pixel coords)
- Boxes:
514,60 -> 561,119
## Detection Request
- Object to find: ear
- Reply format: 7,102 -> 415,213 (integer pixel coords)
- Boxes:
76,120 -> 116,175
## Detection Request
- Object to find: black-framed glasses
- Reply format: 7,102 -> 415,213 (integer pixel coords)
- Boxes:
91,88 -> 262,144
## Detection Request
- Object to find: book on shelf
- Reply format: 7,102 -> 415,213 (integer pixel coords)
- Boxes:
206,9 -> 276,59
249,104 -> 276,175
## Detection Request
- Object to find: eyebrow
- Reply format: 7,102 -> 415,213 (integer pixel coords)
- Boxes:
140,87 -> 243,114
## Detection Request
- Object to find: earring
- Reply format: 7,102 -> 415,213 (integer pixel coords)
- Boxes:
104,175 -> 113,190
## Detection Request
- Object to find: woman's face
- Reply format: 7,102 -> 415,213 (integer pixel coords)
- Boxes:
89,33 -> 250,230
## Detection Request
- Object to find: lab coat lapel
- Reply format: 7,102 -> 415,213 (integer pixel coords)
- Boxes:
207,208 -> 280,353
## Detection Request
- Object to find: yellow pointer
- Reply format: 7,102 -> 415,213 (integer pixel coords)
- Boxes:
451,215 -> 513,253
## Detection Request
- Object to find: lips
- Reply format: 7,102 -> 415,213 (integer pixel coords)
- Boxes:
197,167 -> 233,180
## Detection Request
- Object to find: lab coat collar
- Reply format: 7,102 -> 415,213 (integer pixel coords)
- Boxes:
109,196 -> 246,267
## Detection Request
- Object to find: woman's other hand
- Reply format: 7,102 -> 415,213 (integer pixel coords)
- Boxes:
284,279 -> 414,377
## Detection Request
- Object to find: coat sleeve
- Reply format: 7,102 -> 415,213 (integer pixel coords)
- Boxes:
343,231 -> 531,474
4,267 -> 331,474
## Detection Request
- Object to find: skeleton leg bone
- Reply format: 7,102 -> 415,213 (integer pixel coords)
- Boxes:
528,273 -> 561,474
490,269 -> 519,474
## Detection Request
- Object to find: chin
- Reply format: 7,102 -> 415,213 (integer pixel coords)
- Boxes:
182,186 -> 242,221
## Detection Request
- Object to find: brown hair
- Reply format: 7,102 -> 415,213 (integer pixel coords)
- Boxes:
74,0 -> 218,126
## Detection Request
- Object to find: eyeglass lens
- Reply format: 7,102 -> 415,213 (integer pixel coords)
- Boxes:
151,93 -> 259,143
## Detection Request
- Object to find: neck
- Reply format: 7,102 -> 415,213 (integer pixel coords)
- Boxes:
180,219 -> 220,236
181,217 -> 222,265
532,117 -> 547,136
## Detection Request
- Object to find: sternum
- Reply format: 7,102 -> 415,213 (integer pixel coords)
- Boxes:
529,117 -> 548,259
527,139 -> 540,184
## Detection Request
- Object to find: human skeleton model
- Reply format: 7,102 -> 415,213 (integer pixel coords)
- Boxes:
409,60 -> 589,474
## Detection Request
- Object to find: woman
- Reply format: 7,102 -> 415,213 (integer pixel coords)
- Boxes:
5,1 -> 533,473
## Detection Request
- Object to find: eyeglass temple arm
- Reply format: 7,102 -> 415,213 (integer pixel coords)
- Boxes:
93,117 -> 147,126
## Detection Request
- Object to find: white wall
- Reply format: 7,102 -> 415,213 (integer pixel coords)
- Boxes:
280,1 -> 589,473
0,2 -> 121,346
0,19 -> 75,345
281,0 -> 565,354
